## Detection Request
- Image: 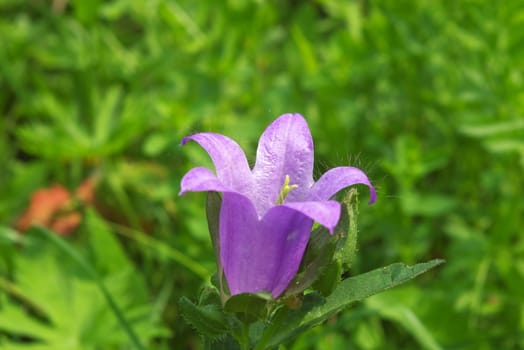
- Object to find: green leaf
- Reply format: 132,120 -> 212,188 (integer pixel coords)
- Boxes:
27,227 -> 148,350
366,291 -> 443,350
73,0 -> 101,23
143,133 -> 170,156
0,295 -> 55,341
93,86 -> 122,147
260,259 -> 445,348
85,208 -> 131,275
401,192 -> 456,217
291,24 -> 318,74
459,119 -> 524,137
0,228 -> 167,350
203,334 -> 242,350
333,188 -> 359,270
179,296 -> 229,339
0,226 -> 25,246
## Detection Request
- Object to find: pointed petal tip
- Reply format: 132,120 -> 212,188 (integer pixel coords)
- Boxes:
181,133 -> 212,146
367,186 -> 377,205
179,132 -> 253,192
180,166 -> 231,194
310,166 -> 378,206
180,136 -> 192,146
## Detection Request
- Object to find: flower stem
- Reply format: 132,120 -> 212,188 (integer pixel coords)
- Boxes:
253,307 -> 289,350
240,323 -> 251,350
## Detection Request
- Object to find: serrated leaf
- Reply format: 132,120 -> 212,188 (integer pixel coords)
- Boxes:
260,259 -> 445,348
179,296 -> 229,339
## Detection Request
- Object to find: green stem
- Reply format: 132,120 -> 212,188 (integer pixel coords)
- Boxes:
240,323 -> 251,350
253,307 -> 289,350
229,321 -> 250,350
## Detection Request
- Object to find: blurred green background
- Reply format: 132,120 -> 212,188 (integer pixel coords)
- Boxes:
1,0 -> 523,349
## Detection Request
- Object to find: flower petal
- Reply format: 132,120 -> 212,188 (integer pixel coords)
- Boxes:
282,201 -> 341,233
219,192 -> 313,297
262,206 -> 313,297
182,133 -> 252,193
252,114 -> 314,214
309,166 -> 377,204
219,193 -> 272,295
179,167 -> 231,195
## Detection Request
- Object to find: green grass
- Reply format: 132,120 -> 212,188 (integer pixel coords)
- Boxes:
1,0 -> 523,349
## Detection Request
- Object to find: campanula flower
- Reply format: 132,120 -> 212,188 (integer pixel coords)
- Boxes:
180,114 -> 376,297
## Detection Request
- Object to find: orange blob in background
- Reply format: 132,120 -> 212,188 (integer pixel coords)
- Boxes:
16,177 -> 97,235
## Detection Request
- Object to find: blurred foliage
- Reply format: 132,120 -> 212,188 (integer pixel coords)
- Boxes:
0,211 -> 168,349
0,0 -> 523,349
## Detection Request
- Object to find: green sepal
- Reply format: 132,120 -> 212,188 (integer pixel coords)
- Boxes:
206,191 -> 222,271
199,285 -> 223,306
283,189 -> 358,297
283,224 -> 337,297
312,259 -> 342,297
333,188 -> 359,271
206,192 -> 230,302
224,292 -> 273,323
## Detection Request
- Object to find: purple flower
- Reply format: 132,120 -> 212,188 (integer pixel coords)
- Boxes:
180,114 -> 376,298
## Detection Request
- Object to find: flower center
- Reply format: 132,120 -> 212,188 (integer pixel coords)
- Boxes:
276,175 -> 299,204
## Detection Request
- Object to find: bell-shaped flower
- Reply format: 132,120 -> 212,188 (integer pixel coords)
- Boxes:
180,113 -> 376,298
